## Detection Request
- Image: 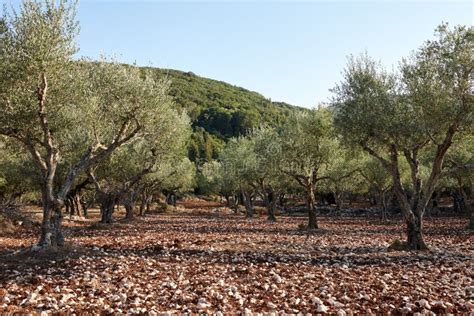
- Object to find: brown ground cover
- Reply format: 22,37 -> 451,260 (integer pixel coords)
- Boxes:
0,203 -> 472,314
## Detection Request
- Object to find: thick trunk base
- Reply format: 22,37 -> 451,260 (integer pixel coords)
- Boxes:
100,196 -> 115,224
390,219 -> 428,251
267,213 -> 277,222
101,207 -> 113,224
38,205 -> 64,248
406,219 -> 428,250
306,185 -> 318,230
124,204 -> 134,220
243,191 -> 253,218
266,200 -> 277,222
307,208 -> 318,230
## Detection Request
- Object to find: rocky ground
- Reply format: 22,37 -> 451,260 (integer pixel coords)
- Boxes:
0,204 -> 472,314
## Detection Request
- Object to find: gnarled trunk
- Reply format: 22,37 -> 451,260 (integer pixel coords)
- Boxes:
406,215 -> 428,250
307,185 -> 318,230
452,189 -> 464,213
230,195 -> 239,213
124,202 -> 134,219
166,192 -> 176,206
123,190 -> 137,220
139,191 -> 153,216
224,195 -> 231,207
264,190 -> 277,222
428,190 -> 440,216
267,204 -> 277,221
73,195 -> 81,217
242,190 -> 254,218
38,199 -> 64,248
80,195 -> 91,218
99,194 -> 115,224
381,192 -> 388,223
66,195 -> 78,217
139,194 -> 147,216
278,193 -> 286,208
334,190 -> 344,211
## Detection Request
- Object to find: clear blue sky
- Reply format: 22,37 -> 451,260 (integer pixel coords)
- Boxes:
4,1 -> 474,108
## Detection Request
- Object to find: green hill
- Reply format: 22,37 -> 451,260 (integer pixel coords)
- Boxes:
147,68 -> 305,162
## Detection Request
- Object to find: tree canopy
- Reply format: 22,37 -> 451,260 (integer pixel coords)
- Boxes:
332,24 -> 473,249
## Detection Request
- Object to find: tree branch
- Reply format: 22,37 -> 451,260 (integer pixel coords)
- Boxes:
359,141 -> 390,169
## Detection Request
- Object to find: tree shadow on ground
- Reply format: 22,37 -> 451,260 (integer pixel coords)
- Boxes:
1,235 -> 471,284
1,213 -> 471,284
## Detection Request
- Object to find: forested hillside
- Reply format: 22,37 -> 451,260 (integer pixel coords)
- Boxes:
147,68 -> 305,162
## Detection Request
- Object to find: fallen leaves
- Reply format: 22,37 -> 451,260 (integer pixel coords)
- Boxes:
0,210 -> 472,314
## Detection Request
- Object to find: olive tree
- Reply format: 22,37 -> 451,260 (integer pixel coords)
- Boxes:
199,160 -> 242,209
280,108 -> 333,229
0,1 -> 179,248
247,125 -> 288,221
219,137 -> 258,217
332,24 -> 473,250
88,106 -> 191,222
160,157 -> 196,206
198,160 -> 224,197
442,134 -> 474,227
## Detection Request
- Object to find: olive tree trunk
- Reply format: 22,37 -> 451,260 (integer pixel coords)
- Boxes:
264,190 -> 277,222
390,149 -> 429,250
242,190 -> 254,218
123,190 -> 138,220
375,190 -> 389,223
99,194 -> 115,224
406,214 -> 428,250
38,196 -> 65,248
307,184 -> 318,230
139,192 -> 147,216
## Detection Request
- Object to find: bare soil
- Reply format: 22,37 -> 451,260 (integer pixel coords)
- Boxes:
0,203 -> 472,314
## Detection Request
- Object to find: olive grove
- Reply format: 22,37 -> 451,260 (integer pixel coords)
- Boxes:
0,0 -> 472,255
0,1 -> 191,248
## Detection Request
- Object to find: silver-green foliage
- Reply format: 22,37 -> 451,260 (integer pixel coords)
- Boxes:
332,24 -> 473,249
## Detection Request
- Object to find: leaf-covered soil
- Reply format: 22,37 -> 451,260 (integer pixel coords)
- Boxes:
0,206 -> 472,314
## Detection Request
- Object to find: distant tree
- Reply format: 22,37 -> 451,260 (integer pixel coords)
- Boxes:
219,137 -> 258,217
231,110 -> 259,136
188,128 -> 224,164
203,132 -> 214,162
280,109 -> 334,229
0,140 -> 39,204
188,138 -> 201,162
332,24 -> 473,249
198,160 -> 224,196
322,144 -> 360,212
247,125 -> 289,221
442,134 -> 474,228
358,155 -> 393,221
199,160 -> 242,208
88,107 -> 190,222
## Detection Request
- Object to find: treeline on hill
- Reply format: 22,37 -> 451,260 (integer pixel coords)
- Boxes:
0,1 -> 472,252
146,67 -> 305,162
